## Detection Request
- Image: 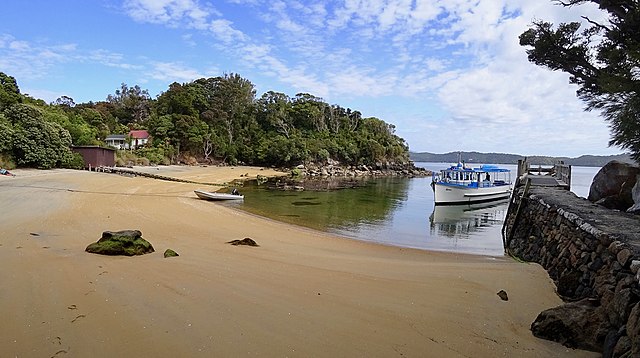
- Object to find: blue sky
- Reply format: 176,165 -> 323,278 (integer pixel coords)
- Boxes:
0,0 -> 623,157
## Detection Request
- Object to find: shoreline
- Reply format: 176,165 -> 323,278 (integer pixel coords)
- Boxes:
0,167 -> 596,357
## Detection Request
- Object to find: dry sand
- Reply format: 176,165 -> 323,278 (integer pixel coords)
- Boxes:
0,166 -> 596,357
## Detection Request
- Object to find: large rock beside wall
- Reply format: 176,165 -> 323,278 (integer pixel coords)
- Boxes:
627,180 -> 640,214
504,186 -> 640,355
588,161 -> 640,211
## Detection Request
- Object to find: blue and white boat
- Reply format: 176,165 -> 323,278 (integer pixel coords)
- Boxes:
431,162 -> 512,205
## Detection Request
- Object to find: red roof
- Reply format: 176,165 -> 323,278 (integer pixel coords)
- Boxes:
129,130 -> 150,139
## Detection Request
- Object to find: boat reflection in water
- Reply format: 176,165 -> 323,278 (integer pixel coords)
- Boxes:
428,199 -> 509,253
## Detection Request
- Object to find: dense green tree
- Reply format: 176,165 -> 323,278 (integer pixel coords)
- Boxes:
5,104 -> 73,168
356,117 -> 409,164
519,1 -> 640,161
291,93 -> 328,133
156,82 -> 201,117
43,107 -> 100,146
257,91 -> 294,138
0,70 -> 414,169
208,74 -> 256,145
0,114 -> 13,153
75,107 -> 110,140
53,95 -> 76,108
170,114 -> 208,154
147,114 -> 174,144
0,72 -> 22,110
256,133 -> 307,166
106,83 -> 151,125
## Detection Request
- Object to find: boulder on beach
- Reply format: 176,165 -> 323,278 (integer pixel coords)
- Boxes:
227,238 -> 259,246
588,161 -> 640,211
164,248 -> 179,258
531,298 -> 607,353
85,230 -> 155,256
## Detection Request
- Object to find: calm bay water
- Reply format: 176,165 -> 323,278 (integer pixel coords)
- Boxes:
234,163 -> 600,256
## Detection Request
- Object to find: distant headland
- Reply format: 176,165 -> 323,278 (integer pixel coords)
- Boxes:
410,151 -> 635,167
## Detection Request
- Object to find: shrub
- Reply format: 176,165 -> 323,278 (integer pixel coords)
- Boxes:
116,150 -> 137,167
136,147 -> 165,165
0,153 -> 15,169
61,152 -> 85,169
136,157 -> 150,166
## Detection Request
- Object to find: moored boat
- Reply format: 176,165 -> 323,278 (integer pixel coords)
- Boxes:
194,189 -> 244,201
431,162 -> 512,205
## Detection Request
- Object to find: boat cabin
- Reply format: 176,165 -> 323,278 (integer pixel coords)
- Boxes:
434,163 -> 511,188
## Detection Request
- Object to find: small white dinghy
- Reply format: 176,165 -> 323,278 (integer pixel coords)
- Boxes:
194,189 -> 244,201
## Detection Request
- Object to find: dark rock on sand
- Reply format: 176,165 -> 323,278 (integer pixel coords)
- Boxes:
531,298 -> 606,352
227,238 -> 259,246
497,290 -> 509,301
85,230 -> 154,256
164,249 -> 179,258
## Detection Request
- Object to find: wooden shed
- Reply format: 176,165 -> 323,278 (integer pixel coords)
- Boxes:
72,146 -> 116,169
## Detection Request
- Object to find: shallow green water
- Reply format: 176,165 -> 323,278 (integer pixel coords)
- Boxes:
236,176 -> 410,232
224,163 -> 600,256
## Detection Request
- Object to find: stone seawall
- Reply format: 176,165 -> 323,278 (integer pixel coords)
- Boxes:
504,186 -> 640,356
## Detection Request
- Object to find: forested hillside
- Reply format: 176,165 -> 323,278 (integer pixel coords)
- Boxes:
410,151 -> 634,167
0,72 -> 410,169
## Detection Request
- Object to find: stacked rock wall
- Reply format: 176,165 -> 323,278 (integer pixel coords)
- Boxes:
504,186 -> 640,356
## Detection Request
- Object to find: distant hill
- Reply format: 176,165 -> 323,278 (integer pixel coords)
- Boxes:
409,151 -> 635,167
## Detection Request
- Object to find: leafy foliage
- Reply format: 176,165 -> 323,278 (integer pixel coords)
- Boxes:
61,152 -> 86,169
0,73 -> 22,110
519,1 -> 640,161
5,104 -> 73,168
0,71 -> 412,169
0,114 -> 14,153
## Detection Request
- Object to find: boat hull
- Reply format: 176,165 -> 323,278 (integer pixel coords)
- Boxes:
194,190 -> 244,201
433,183 -> 511,205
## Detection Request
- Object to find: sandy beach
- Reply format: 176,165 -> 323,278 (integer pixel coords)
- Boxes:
0,166 -> 596,357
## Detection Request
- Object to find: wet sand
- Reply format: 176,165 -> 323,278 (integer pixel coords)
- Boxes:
0,167 -> 596,357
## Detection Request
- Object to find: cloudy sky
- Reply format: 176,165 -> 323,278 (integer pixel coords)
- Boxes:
0,0 -> 623,157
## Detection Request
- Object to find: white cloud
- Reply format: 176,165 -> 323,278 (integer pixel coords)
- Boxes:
87,50 -> 140,70
123,0 -> 211,28
208,19 -> 247,44
21,88 -> 67,104
148,62 -> 210,82
0,34 -> 75,80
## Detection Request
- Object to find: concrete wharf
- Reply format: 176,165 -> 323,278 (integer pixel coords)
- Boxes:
516,159 -> 571,189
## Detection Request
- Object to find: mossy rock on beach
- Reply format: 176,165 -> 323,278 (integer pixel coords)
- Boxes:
227,238 -> 259,246
164,249 -> 179,258
85,230 -> 155,256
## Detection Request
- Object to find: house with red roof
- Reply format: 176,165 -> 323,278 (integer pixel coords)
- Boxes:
104,130 -> 151,150
129,130 -> 150,149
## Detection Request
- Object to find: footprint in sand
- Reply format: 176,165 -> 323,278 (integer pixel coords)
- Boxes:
51,348 -> 68,357
50,337 -> 69,357
71,314 -> 86,323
